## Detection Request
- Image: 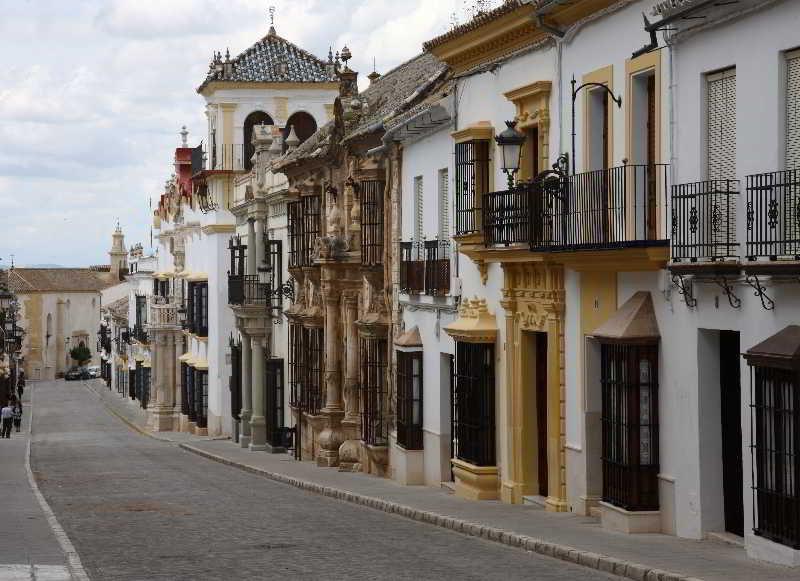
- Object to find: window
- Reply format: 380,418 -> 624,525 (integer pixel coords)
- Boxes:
587,86 -> 610,171
181,362 -> 192,417
438,168 -> 450,241
227,235 -> 248,305
452,342 -> 495,466
745,327 -> 800,550
399,241 -> 424,294
413,176 -> 424,242
134,294 -> 148,342
424,240 -> 450,296
188,282 -> 208,337
361,180 -> 385,266
265,238 -> 283,317
288,323 -> 323,415
243,111 -> 274,171
265,358 -> 285,447
194,369 -> 208,429
360,337 -> 388,446
601,342 -> 659,511
287,195 -> 321,268
787,49 -> 800,169
454,140 -> 490,235
396,350 -> 423,450
229,337 -> 242,422
707,67 -> 736,181
141,366 -> 151,409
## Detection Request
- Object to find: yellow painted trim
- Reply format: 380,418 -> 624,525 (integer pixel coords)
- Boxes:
201,224 -> 236,235
451,122 -> 495,143
625,51 -> 661,165
194,358 -> 209,371
178,353 -> 192,362
443,297 -> 498,343
187,272 -> 209,282
582,65 -> 614,172
504,80 -> 551,181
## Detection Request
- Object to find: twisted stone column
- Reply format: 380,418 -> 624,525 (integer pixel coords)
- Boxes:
317,284 -> 344,467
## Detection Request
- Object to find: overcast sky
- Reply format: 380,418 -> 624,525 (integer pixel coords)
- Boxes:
0,0 -> 496,268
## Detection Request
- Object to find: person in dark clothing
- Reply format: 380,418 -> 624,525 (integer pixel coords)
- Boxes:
12,401 -> 22,432
17,371 -> 25,399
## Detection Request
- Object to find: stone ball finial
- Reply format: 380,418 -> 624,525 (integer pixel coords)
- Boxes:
340,45 -> 352,66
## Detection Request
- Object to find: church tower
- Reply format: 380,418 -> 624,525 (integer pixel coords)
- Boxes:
109,223 -> 128,280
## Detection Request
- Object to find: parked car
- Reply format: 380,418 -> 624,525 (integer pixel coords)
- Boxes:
65,367 -> 90,381
86,365 -> 101,378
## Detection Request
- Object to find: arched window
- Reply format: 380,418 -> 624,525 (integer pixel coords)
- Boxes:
283,112 -> 317,151
243,111 -> 274,171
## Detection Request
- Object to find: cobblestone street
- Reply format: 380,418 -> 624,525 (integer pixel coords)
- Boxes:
27,380 -> 615,581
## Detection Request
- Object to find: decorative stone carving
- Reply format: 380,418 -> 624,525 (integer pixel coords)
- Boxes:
338,439 -> 362,472
443,296 -> 498,343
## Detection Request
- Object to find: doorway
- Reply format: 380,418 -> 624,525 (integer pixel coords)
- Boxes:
719,330 -> 743,536
522,331 -> 549,498
534,332 -> 549,497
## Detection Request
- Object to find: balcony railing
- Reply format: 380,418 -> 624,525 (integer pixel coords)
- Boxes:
671,180 -> 739,262
192,144 -> 245,174
228,274 -> 266,306
399,240 -> 451,296
132,324 -> 148,344
746,168 -> 800,261
482,163 -> 669,251
399,242 -> 425,294
149,303 -> 180,328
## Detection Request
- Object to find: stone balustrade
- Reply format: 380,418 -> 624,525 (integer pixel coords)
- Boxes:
149,303 -> 180,329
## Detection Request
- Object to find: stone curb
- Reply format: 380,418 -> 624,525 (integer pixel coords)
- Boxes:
80,381 -> 174,443
178,442 -> 701,581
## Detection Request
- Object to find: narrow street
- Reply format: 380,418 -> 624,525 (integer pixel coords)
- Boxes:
27,380 -> 615,581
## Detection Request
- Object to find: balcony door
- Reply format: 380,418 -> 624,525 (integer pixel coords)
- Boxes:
587,86 -> 611,244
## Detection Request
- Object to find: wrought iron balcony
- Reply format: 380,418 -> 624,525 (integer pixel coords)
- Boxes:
746,168 -> 800,262
399,240 -> 451,296
671,179 -> 739,262
227,274 -> 266,306
132,324 -> 148,344
482,163 -> 669,251
399,242 -> 425,294
192,143 -> 245,174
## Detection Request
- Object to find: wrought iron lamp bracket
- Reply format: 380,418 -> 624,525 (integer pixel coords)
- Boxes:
671,273 -> 697,308
712,275 -> 741,309
745,274 -> 775,311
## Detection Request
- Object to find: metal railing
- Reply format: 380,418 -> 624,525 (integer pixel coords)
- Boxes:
399,240 -> 450,296
671,179 -> 739,262
746,168 -> 800,261
227,274 -> 265,306
482,163 -> 669,251
193,143 -> 245,173
132,323 -> 148,344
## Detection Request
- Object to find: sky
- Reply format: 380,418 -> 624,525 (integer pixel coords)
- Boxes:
0,0 -> 499,268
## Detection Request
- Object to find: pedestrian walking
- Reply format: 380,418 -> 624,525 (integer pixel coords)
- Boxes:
0,402 -> 13,438
12,400 -> 22,432
17,371 -> 25,399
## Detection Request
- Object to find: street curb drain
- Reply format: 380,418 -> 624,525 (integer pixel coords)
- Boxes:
178,442 -> 702,581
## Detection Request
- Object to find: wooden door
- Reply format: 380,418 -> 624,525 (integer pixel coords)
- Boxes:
536,332 -> 549,497
720,330 -> 744,536
646,75 -> 658,239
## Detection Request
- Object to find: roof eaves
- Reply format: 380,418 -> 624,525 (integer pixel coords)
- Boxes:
423,1 -> 523,51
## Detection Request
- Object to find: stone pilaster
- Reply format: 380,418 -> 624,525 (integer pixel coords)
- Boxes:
342,292 -> 360,426
246,218 -> 256,276
239,331 -> 252,448
249,335 -> 267,451
317,283 -> 344,467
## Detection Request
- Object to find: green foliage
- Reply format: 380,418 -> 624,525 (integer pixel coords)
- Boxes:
69,344 -> 92,365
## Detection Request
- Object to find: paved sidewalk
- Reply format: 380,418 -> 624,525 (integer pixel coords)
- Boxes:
0,385 -> 72,580
85,379 -> 798,581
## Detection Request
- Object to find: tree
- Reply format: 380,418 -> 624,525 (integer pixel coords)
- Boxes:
69,343 -> 92,366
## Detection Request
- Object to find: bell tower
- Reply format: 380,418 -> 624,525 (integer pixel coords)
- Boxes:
109,222 -> 128,280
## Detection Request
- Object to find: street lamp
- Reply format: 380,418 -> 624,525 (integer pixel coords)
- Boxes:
495,121 -> 526,188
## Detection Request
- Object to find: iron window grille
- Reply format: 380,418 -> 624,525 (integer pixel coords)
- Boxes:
265,358 -> 285,447
229,336 -> 242,422
181,362 -> 192,418
134,294 -> 148,343
396,350 -> 423,450
671,180 -> 739,262
600,342 -> 660,512
227,235 -> 248,305
194,369 -> 208,429
288,323 -> 323,415
746,168 -> 800,261
265,237 -> 284,317
455,140 -> 490,236
360,337 -> 388,446
361,181 -> 385,267
287,195 -> 321,268
452,342 -> 495,466
399,241 -> 425,294
749,364 -> 800,549
185,282 -> 195,333
189,282 -> 209,337
128,369 -> 136,400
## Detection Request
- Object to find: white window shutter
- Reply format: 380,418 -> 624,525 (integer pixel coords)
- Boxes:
438,168 -> 449,241
786,49 -> 800,170
706,68 -> 736,181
